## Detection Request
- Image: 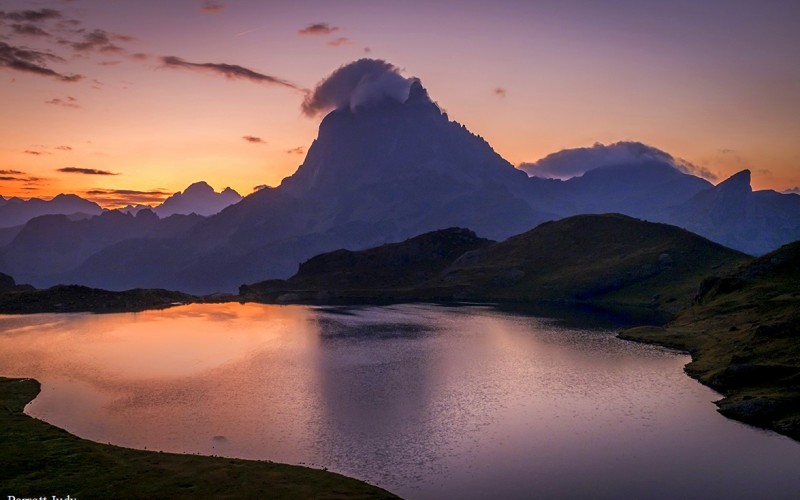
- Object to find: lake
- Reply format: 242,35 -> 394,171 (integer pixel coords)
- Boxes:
1,303 -> 799,499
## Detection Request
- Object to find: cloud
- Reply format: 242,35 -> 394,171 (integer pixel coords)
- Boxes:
0,41 -> 83,81
285,146 -> 304,155
519,141 -> 719,182
298,23 -> 339,36
84,188 -> 171,206
45,96 -> 79,108
302,58 -> 418,117
70,29 -> 128,53
494,87 -> 507,98
242,135 -> 265,144
161,56 -> 302,90
24,150 -> 45,155
55,145 -> 72,151
58,167 -> 118,175
327,37 -> 352,48
0,169 -> 42,183
0,9 -> 62,22
253,184 -> 268,192
201,1 -> 225,13
784,187 -> 800,195
10,23 -> 52,37
130,52 -> 149,60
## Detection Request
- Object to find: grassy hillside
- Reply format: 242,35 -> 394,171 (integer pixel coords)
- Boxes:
621,241 -> 800,440
242,214 -> 750,318
0,377 -> 398,499
240,227 -> 492,303
434,214 -> 749,313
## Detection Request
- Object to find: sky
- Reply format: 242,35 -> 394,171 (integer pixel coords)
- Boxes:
1,0 -> 799,207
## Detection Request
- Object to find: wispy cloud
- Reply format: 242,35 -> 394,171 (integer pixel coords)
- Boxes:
10,23 -> 52,37
327,37 -> 352,48
45,96 -> 79,108
298,23 -> 339,36
55,145 -> 72,151
84,188 -> 170,206
68,29 -> 130,53
285,146 -> 304,155
24,150 -> 46,155
0,9 -> 62,22
0,170 -> 25,175
201,1 -> 225,13
494,87 -> 507,98
0,41 -> 83,82
161,56 -> 303,91
58,167 -> 118,175
242,135 -> 265,144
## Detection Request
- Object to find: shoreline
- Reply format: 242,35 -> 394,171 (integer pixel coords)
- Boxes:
0,377 -> 399,498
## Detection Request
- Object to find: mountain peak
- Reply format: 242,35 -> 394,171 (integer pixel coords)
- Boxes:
154,181 -> 242,217
716,169 -> 752,194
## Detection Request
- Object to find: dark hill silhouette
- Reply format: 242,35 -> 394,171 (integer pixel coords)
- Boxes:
240,227 -> 492,301
242,214 -> 750,316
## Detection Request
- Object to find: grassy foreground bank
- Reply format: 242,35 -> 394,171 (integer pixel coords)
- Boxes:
620,242 -> 800,441
0,378 -> 398,499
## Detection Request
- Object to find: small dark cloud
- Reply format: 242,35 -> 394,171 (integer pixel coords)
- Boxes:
364,47 -> 372,53
756,168 -> 771,175
494,87 -> 507,98
0,41 -> 83,82
58,167 -> 118,175
253,184 -> 268,192
0,9 -> 62,22
98,60 -> 121,66
285,147 -> 304,155
201,1 -> 225,13
161,55 -> 302,91
0,170 -> 25,175
10,23 -> 52,37
298,23 -> 339,36
70,29 -> 127,53
242,135 -> 265,144
24,150 -> 45,155
45,96 -> 79,108
784,186 -> 800,195
84,188 -> 170,206
719,148 -> 736,155
327,37 -> 352,48
130,52 -> 149,61
55,145 -> 72,151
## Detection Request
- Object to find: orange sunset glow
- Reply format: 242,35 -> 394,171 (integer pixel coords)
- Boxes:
2,0 -> 799,208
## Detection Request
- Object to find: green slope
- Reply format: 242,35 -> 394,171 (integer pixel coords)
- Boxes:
621,241 -> 800,440
242,214 -> 750,318
0,378 -> 398,499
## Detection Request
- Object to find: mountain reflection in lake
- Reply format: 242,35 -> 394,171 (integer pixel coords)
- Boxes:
1,303 -> 799,499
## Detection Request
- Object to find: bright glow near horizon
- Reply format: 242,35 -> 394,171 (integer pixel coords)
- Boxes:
1,0 -> 799,208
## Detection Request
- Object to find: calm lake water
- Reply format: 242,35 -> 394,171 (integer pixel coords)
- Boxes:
1,303 -> 799,499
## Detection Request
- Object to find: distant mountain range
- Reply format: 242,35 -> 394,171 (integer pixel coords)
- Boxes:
1,182 -> 241,228
1,78 -> 798,293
